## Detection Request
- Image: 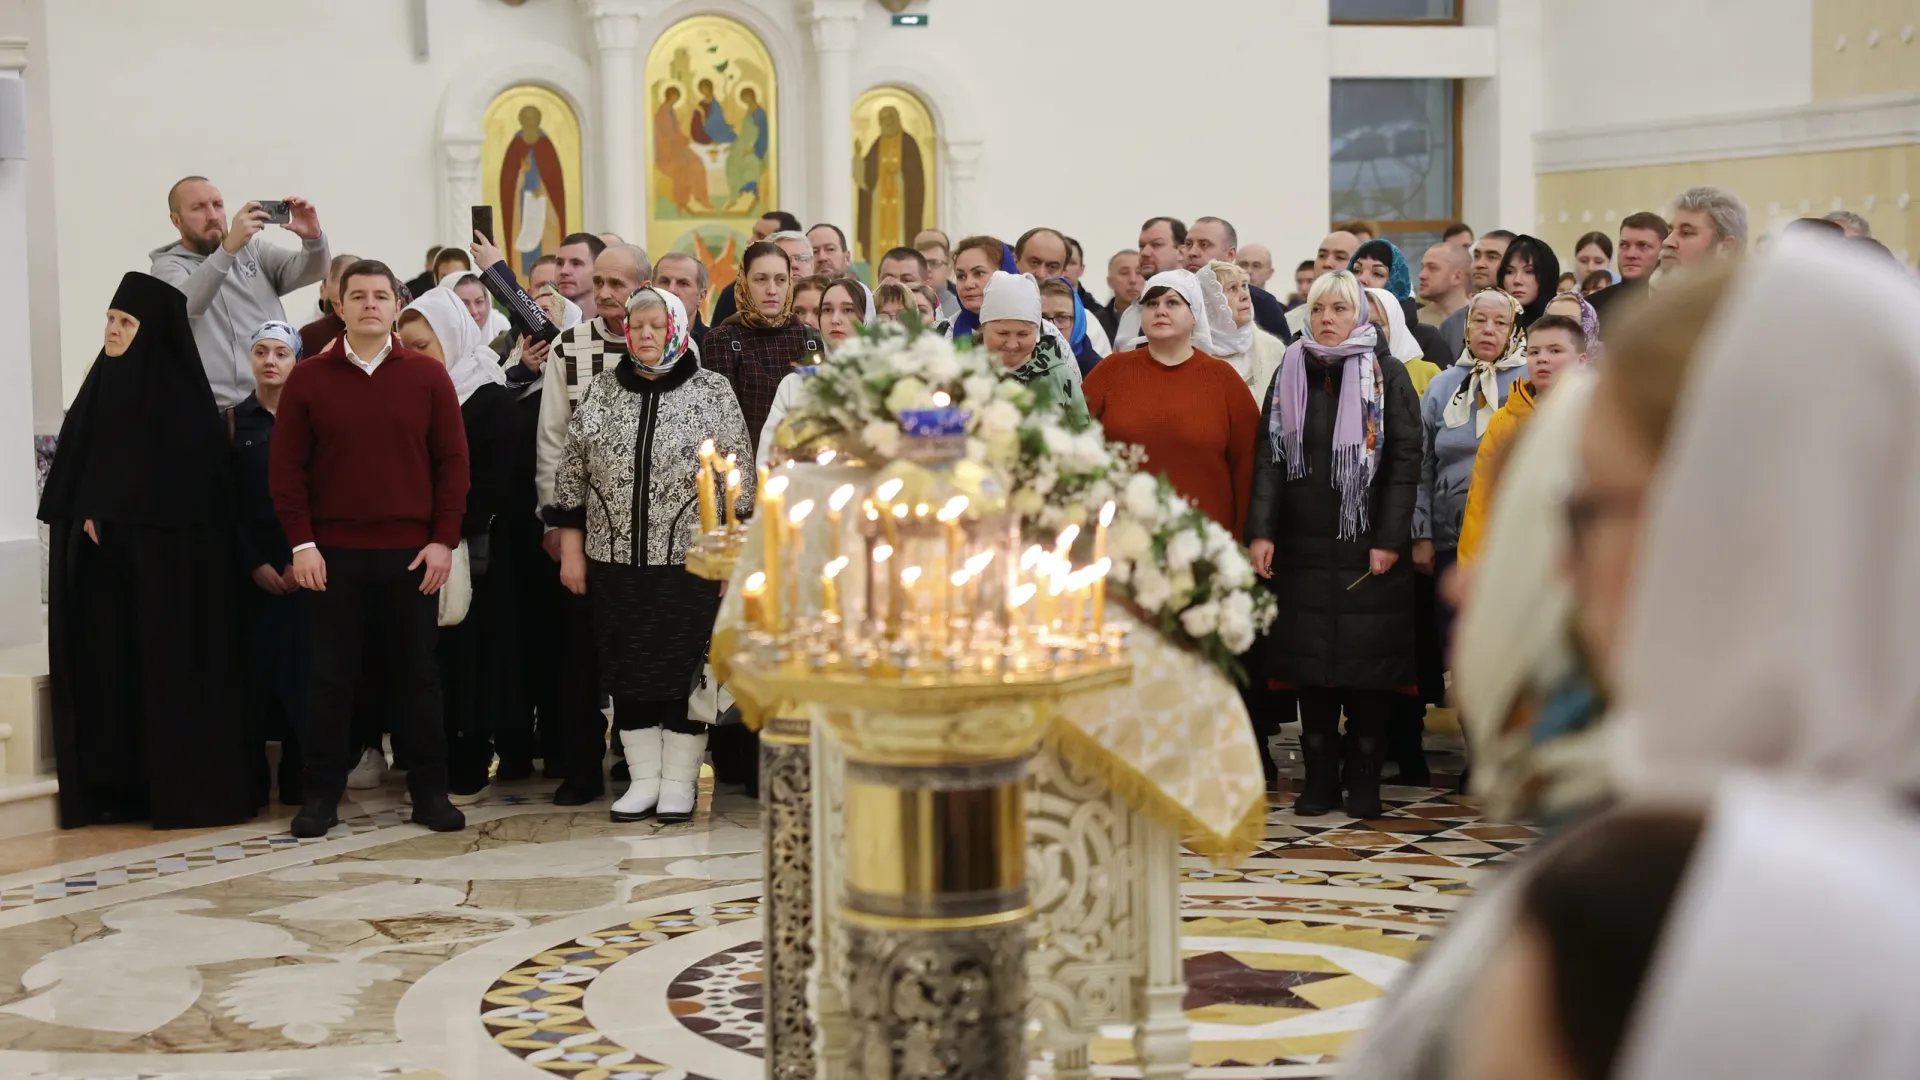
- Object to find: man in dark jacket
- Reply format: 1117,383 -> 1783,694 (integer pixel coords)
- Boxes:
1586,211 -> 1671,333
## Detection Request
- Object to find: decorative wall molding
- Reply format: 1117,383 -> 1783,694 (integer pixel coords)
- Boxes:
1535,91 -> 1920,174
0,37 -> 28,72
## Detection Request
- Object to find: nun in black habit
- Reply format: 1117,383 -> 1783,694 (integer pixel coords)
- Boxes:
38,272 -> 258,829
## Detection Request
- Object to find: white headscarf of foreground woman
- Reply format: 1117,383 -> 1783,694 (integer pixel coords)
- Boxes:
404,286 -> 507,404
1614,235 -> 1920,797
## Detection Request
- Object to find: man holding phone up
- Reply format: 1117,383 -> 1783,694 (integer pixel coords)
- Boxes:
151,176 -> 330,408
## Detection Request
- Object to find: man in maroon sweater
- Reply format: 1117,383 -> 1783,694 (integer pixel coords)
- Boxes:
270,260 -> 471,837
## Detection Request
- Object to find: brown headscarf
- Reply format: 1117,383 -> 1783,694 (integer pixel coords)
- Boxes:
733,243 -> 795,330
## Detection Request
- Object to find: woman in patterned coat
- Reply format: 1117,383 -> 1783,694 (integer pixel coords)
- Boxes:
546,286 -> 754,823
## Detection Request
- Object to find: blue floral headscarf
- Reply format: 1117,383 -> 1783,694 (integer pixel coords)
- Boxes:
1350,239 -> 1413,300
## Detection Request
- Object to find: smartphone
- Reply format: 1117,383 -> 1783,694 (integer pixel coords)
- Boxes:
472,205 -> 495,244
259,200 -> 291,225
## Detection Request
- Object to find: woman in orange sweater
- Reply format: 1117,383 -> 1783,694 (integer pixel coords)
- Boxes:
1082,269 -> 1260,535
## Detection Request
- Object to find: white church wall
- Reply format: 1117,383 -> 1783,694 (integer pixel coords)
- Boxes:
1538,0 -> 1813,134
846,0 -> 1331,300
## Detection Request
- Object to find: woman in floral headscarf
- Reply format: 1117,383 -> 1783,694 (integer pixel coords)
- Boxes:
1415,289 -> 1527,579
702,241 -> 826,460
547,285 -> 754,826
1246,270 -> 1422,820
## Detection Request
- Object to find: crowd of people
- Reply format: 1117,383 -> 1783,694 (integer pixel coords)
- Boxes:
30,163 -> 1920,1073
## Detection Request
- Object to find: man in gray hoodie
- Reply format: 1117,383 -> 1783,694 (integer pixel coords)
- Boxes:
150,176 -> 330,408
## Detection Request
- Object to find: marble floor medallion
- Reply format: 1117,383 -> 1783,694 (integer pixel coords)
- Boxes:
0,733 -> 1524,1079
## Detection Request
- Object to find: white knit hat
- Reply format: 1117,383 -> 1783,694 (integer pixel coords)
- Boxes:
979,271 -> 1041,326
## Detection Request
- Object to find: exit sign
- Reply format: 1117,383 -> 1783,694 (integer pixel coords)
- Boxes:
891,13 -> 928,26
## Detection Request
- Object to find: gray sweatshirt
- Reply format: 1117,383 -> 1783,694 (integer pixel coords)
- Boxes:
150,233 -> 329,408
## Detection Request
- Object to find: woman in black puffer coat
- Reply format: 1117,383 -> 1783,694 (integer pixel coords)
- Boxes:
1247,270 -> 1422,820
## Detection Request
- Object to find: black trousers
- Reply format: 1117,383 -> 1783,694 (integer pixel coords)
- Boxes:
613,697 -> 703,735
305,547 -> 447,799
240,582 -> 309,796
1297,687 -> 1396,743
556,589 -> 611,783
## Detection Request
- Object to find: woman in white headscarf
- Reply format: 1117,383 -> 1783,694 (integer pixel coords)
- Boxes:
1365,286 -> 1442,396
1199,260 -> 1287,405
441,269 -> 515,342
397,287 -> 517,804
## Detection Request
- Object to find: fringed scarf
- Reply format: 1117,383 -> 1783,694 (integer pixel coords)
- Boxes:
1445,289 -> 1527,436
1271,296 -> 1384,540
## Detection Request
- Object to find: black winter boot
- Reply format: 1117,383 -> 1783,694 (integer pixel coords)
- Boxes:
1292,729 -> 1342,817
1343,731 -> 1386,821
290,793 -> 340,838
1389,701 -> 1432,787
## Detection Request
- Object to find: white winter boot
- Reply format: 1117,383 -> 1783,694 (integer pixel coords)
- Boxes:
609,727 -> 663,823
656,728 -> 709,824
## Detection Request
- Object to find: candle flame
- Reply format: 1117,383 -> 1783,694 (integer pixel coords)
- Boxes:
789,499 -> 815,524
940,495 -> 970,519
931,390 -> 952,407
829,484 -> 856,512
872,544 -> 893,563
1010,582 -> 1037,608
765,475 -> 789,498
950,570 -> 969,588
1099,500 -> 1116,528
699,438 -> 715,456
1092,557 -> 1112,578
1049,573 -> 1069,597
892,503 -> 909,519
725,467 -> 741,488
816,449 -> 837,466
743,572 -> 767,596
875,478 -> 905,502
1020,545 -> 1046,570
914,503 -> 930,518
724,452 -> 737,467
964,550 -> 995,575
1055,524 -> 1081,551
900,565 -> 923,587
823,556 -> 849,579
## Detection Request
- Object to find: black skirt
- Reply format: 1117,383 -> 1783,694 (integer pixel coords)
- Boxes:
586,560 -> 721,701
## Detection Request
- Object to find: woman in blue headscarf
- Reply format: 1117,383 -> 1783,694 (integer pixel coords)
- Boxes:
947,235 -> 1020,340
1352,238 -> 1450,373
1040,277 -> 1103,376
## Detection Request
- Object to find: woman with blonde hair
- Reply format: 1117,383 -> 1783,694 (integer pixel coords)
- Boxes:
1247,270 -> 1422,818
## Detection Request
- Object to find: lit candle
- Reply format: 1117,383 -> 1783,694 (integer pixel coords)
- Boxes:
787,499 -> 814,627
901,565 -> 924,635
724,468 -> 742,529
816,449 -> 837,466
1048,563 -> 1070,634
948,570 -> 970,647
1008,582 -> 1038,648
1094,501 -> 1114,562
743,571 -> 770,632
1053,523 -> 1081,563
963,550 -> 994,627
761,475 -> 788,629
875,479 -> 906,635
822,555 -> 849,621
871,543 -> 894,635
931,390 -> 952,407
1089,557 -> 1112,634
696,439 -> 719,533
828,484 -> 856,563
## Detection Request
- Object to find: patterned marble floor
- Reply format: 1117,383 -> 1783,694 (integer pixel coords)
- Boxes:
0,737 -> 1530,1079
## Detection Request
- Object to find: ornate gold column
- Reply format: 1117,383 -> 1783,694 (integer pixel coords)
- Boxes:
840,753 -> 1033,1076
759,714 -> 816,1080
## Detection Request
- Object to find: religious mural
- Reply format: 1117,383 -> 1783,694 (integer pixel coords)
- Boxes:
480,85 -> 583,285
852,87 -> 938,270
646,15 -> 778,313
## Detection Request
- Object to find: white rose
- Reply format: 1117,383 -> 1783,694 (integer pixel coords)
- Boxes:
962,375 -> 997,406
1214,549 -> 1253,590
1011,489 -> 1045,516
1219,610 -> 1255,653
888,349 -> 922,376
1062,502 -> 1088,527
965,437 -> 989,463
1087,479 -> 1116,509
1168,567 -> 1196,604
1042,425 -> 1075,457
925,353 -> 961,384
1222,589 -> 1254,623
1124,472 -> 1160,521
1131,564 -> 1172,612
862,421 -> 902,459
884,377 -> 929,415
978,400 -> 1022,437
1165,529 -> 1204,572
995,379 -> 1031,405
1179,601 -> 1220,638
986,430 -> 1020,469
1110,557 -> 1134,584
1108,519 -> 1151,561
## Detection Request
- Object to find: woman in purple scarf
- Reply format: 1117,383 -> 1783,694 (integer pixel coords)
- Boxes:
1246,269 -> 1423,820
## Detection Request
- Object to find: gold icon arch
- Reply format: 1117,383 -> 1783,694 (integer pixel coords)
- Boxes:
852,86 -> 939,270
646,14 -> 779,313
480,84 -> 584,285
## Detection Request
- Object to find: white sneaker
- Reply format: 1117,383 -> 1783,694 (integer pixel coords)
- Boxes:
609,727 -> 663,822
656,728 -> 709,824
346,747 -> 387,790
450,785 -> 490,807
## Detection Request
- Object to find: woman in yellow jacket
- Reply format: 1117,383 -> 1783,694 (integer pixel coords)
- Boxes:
1459,309 -> 1591,561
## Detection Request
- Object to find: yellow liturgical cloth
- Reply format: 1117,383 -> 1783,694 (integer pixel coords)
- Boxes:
711,463 -> 1268,865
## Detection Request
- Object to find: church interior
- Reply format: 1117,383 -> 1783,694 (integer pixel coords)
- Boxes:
0,1 -> 1915,1078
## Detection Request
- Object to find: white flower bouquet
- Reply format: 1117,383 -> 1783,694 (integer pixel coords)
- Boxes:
791,323 -> 1276,681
